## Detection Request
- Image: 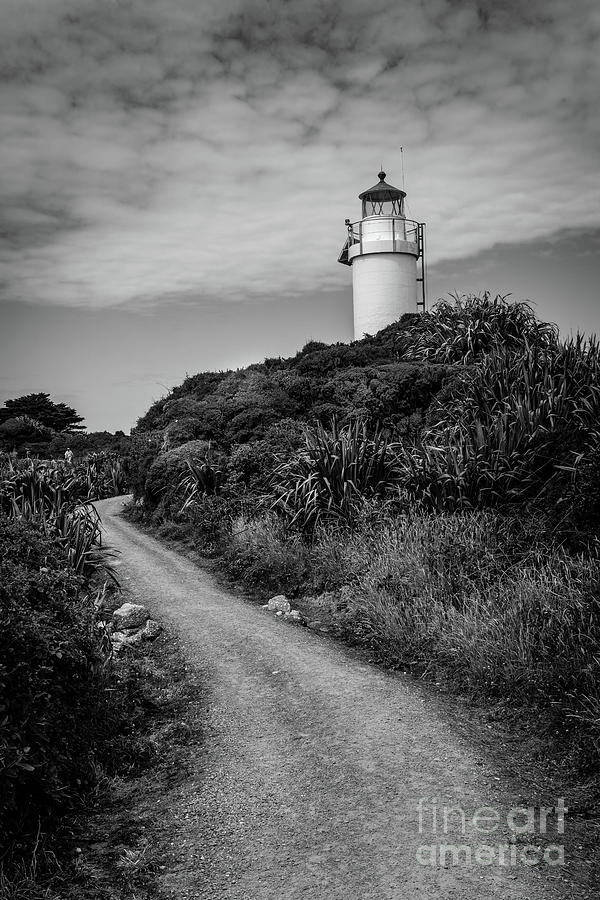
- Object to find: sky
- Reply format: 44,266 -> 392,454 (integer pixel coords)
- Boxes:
1,0 -> 599,432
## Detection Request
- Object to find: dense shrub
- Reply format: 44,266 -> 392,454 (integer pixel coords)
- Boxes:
162,397 -> 206,421
163,416 -> 204,448
1,420 -> 130,460
48,429 -> 130,457
362,362 -> 454,428
134,371 -> 231,432
0,520 -> 108,851
126,431 -> 163,501
0,416 -> 53,452
181,495 -> 236,555
144,440 -> 226,519
226,419 -> 305,496
132,317 -> 451,449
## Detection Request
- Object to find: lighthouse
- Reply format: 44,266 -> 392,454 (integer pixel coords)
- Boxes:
338,170 -> 426,339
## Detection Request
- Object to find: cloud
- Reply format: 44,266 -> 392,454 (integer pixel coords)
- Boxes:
0,0 -> 599,308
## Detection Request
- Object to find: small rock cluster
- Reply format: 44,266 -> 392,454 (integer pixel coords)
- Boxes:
110,602 -> 162,652
262,594 -> 305,624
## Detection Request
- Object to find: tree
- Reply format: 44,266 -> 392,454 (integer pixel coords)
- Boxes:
0,393 -> 85,433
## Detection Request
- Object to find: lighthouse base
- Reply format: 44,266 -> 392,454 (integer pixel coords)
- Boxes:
351,252 -> 418,339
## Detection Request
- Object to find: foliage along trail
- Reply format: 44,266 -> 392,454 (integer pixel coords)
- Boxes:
98,496 -> 574,900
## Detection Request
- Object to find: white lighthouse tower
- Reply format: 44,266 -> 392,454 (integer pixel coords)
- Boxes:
338,170 -> 426,339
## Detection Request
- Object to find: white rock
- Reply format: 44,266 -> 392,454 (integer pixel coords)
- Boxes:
113,602 -> 149,630
284,609 -> 305,624
142,619 -> 162,641
267,595 -> 291,614
116,628 -> 144,645
111,629 -> 144,652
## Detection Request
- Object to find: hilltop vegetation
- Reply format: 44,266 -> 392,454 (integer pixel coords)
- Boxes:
129,295 -> 600,772
133,318 -> 453,446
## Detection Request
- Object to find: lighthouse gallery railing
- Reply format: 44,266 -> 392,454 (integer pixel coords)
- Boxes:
338,218 -> 427,312
345,217 -> 422,254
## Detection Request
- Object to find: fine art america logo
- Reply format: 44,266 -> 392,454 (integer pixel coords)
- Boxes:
416,798 -> 567,867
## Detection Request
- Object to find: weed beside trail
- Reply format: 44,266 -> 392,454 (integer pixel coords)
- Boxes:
225,507 -> 600,766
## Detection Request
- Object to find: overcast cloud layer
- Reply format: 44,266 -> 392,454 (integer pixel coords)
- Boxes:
1,0 -> 599,309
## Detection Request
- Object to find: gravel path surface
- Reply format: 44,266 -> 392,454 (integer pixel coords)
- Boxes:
98,496 -> 573,900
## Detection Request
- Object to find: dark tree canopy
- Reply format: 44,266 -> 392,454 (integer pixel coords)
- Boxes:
0,393 -> 85,433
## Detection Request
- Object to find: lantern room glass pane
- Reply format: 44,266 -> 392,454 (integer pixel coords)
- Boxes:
362,197 -> 405,217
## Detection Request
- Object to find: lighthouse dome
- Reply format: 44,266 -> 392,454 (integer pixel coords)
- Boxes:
358,170 -> 406,217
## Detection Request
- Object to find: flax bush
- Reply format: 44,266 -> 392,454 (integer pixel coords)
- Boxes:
270,420 -> 401,533
394,293 -> 558,363
178,444 -> 223,512
142,440 -> 229,521
398,337 -> 600,511
0,457 -> 116,579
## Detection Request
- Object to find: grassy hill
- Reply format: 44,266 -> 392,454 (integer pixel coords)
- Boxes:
128,294 -> 600,772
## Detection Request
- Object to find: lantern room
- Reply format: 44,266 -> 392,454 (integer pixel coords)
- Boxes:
359,170 -> 406,218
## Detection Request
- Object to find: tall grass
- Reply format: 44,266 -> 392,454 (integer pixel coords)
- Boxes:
226,506 -> 600,759
225,512 -> 309,596
335,511 -> 600,755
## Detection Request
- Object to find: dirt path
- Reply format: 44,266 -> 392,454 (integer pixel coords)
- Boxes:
97,497 -> 574,899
